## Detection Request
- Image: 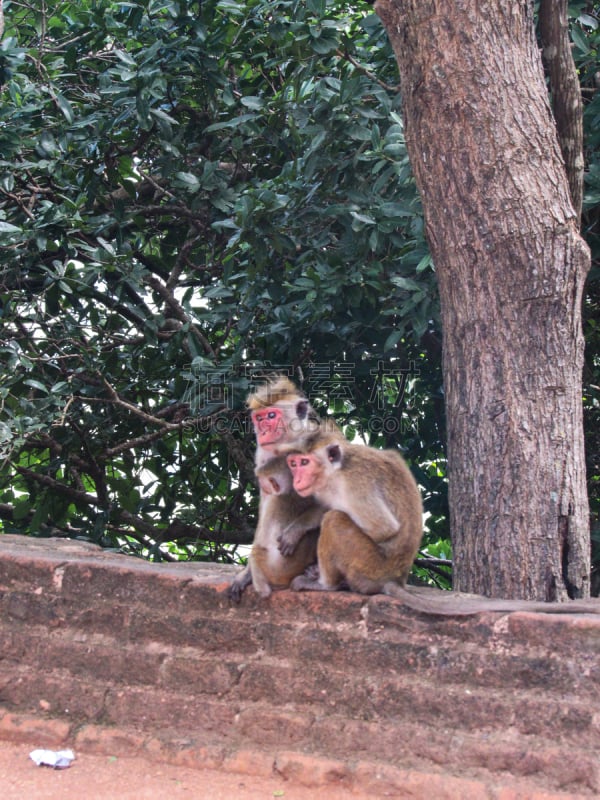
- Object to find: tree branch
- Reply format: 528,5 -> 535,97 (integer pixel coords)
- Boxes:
14,465 -> 100,507
335,48 -> 400,93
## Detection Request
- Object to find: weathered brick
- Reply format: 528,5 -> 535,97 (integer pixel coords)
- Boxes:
61,560 -> 169,605
507,610 -> 600,651
127,609 -> 262,653
0,550 -> 64,593
222,748 -> 277,778
144,736 -> 226,771
5,591 -> 62,626
74,724 -> 148,756
235,706 -> 315,747
33,636 -> 164,686
1,533 -> 600,798
274,750 -> 351,788
66,604 -> 131,637
103,687 -> 236,736
0,627 -> 30,662
0,711 -> 71,744
160,655 -> 239,695
496,788 -> 591,800
0,672 -> 107,722
352,762 -> 491,800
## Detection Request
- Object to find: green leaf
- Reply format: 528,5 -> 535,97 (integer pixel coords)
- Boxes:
306,0 -> 326,17
390,276 -> 422,291
175,171 -> 201,191
577,14 -> 598,30
571,26 -> 590,54
23,379 -> 49,393
204,114 -> 258,132
384,329 -> 402,351
350,211 -> 376,225
56,93 -> 74,123
240,96 -> 264,110
114,49 -> 138,66
0,221 -> 21,233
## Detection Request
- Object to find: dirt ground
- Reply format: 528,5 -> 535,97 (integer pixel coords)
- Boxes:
0,740 -> 369,799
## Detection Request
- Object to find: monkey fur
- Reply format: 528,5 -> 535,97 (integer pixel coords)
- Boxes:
228,376 -> 324,602
286,428 -> 423,595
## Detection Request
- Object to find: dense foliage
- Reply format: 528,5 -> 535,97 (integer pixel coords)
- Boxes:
0,0 -> 597,589
577,2 -> 600,590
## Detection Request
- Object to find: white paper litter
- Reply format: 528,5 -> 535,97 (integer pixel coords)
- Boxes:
29,748 -> 75,769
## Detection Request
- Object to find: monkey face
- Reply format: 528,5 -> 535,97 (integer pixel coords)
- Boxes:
257,468 -> 293,496
286,453 -> 320,497
251,406 -> 286,447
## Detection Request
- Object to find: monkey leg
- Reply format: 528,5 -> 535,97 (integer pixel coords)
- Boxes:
228,565 -> 252,603
249,549 -> 274,598
317,510 -> 401,594
252,531 -> 319,596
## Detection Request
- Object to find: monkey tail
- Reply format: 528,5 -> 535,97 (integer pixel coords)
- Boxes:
382,582 -> 600,616
381,581 -> 474,616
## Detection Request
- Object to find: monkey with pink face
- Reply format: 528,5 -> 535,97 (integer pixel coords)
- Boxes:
228,376 -> 325,602
285,427 -> 424,596
231,381 -> 600,616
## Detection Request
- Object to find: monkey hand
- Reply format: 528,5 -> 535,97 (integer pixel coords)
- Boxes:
277,528 -> 298,556
227,580 -> 245,603
277,520 -> 311,556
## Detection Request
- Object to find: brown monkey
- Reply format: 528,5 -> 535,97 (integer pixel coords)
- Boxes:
286,429 -> 423,595
228,454 -> 322,601
285,430 -> 600,616
228,376 -> 325,602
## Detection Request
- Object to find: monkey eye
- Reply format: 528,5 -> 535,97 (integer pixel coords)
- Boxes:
267,411 -> 277,420
300,457 -> 310,466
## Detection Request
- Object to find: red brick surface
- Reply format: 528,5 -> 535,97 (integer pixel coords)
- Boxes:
1,533 -> 599,798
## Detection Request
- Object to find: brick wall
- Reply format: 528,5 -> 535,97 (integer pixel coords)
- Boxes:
1,534 -> 599,798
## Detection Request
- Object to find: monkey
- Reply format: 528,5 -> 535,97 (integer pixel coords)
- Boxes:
284,429 -> 600,617
227,375 -> 325,602
285,428 -> 424,596
227,454 -> 323,601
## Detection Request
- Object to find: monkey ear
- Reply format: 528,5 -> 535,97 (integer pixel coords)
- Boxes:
296,399 -> 309,420
269,476 -> 281,493
326,444 -> 342,465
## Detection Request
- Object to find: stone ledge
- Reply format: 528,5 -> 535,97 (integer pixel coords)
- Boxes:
1,533 -> 599,797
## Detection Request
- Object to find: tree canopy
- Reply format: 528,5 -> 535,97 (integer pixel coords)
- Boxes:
0,0 -> 598,589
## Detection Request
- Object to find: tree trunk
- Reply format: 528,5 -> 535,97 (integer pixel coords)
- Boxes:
538,0 -> 584,223
375,0 -> 591,599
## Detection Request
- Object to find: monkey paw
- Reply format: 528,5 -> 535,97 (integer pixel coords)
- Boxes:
227,579 -> 247,603
277,532 -> 298,557
290,573 -> 320,592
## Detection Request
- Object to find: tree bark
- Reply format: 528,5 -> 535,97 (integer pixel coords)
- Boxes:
538,0 -> 584,223
375,0 -> 591,599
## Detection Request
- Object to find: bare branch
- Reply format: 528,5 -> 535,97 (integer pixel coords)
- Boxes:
14,465 -> 100,507
335,48 -> 400,93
